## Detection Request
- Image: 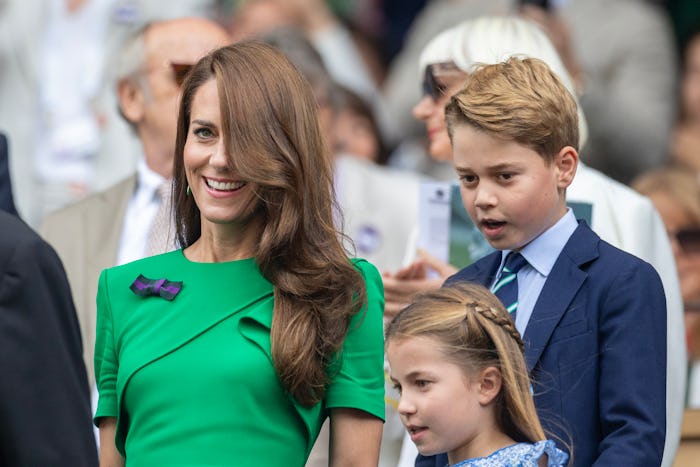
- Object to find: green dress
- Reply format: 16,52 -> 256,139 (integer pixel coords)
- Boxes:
94,250 -> 385,466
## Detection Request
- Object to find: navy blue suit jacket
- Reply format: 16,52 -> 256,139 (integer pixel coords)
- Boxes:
0,133 -> 18,215
417,221 -> 666,467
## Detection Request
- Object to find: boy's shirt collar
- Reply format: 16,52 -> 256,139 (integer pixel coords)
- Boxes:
499,208 -> 578,277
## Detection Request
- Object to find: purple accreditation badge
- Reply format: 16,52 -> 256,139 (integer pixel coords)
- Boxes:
355,224 -> 382,255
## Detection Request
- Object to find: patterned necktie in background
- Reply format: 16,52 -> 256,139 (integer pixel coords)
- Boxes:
492,252 -> 528,319
146,181 -> 175,256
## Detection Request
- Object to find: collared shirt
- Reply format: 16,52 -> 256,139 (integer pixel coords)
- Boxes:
492,209 -> 578,336
116,159 -> 168,266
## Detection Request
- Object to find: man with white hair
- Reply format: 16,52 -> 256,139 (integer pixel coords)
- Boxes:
41,17 -> 230,391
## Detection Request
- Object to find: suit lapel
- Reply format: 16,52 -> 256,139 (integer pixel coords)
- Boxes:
523,222 -> 599,370
86,176 -> 135,273
447,251 -> 501,288
75,176 -> 135,387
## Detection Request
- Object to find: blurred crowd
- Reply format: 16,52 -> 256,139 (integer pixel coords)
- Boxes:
3,0 -> 700,465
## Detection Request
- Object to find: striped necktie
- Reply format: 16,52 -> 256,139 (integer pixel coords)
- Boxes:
492,252 -> 528,319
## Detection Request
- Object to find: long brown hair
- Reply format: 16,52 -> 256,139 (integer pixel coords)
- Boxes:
385,282 -> 545,443
172,41 -> 367,406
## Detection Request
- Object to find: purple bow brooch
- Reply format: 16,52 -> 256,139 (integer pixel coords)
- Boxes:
130,274 -> 183,301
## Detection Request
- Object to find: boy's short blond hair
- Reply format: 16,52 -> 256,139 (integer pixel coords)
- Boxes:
446,56 -> 579,163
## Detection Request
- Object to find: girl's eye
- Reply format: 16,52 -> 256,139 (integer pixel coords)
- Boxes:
498,173 -> 514,181
415,379 -> 431,389
392,383 -> 402,395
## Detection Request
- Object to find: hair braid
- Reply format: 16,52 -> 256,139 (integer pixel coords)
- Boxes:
468,302 -> 525,352
386,282 -> 546,444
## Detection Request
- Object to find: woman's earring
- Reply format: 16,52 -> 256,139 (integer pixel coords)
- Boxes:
186,185 -> 191,196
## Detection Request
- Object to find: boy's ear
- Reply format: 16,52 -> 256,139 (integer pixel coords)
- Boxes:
555,145 -> 578,189
477,366 -> 502,406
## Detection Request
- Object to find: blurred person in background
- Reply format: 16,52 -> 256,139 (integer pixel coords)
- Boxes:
670,24 -> 700,174
0,210 -> 97,466
328,83 -> 390,165
0,0 -> 118,226
225,0 -> 393,152
633,168 -> 700,407
227,0 -> 383,97
1,125 -> 95,464
381,0 -> 677,185
0,0 -> 217,226
0,133 -> 17,215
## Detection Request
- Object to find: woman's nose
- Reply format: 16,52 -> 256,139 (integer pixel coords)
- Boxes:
208,141 -> 228,169
412,95 -> 434,121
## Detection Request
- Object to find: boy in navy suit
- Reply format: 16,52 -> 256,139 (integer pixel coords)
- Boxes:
416,57 -> 666,466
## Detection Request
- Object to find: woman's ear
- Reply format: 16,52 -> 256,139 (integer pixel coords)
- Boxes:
477,366 -> 502,406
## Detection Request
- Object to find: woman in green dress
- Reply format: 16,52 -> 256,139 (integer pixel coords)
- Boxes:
94,41 -> 385,466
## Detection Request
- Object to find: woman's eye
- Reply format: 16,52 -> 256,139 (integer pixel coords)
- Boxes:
435,83 -> 448,98
193,127 -> 214,139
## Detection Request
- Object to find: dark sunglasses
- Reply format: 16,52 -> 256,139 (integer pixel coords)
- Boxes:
421,62 -> 467,101
170,62 -> 194,87
675,228 -> 700,254
422,65 -> 448,101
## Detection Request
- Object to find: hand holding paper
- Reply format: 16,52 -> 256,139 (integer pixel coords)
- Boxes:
382,249 -> 457,324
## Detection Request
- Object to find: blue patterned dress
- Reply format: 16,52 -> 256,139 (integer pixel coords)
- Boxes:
450,440 -> 568,467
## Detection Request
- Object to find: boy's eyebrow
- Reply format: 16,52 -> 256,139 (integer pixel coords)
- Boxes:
455,162 -> 522,173
487,162 -> 522,171
455,162 -> 518,173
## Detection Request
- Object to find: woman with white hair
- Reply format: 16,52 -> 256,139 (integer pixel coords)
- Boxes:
383,14 -> 684,467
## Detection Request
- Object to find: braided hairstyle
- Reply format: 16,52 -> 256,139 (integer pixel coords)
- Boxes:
385,282 -> 544,444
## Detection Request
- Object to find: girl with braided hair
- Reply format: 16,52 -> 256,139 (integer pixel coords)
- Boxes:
386,282 -> 568,467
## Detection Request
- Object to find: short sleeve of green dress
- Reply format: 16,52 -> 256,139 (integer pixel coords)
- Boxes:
93,251 -> 385,466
